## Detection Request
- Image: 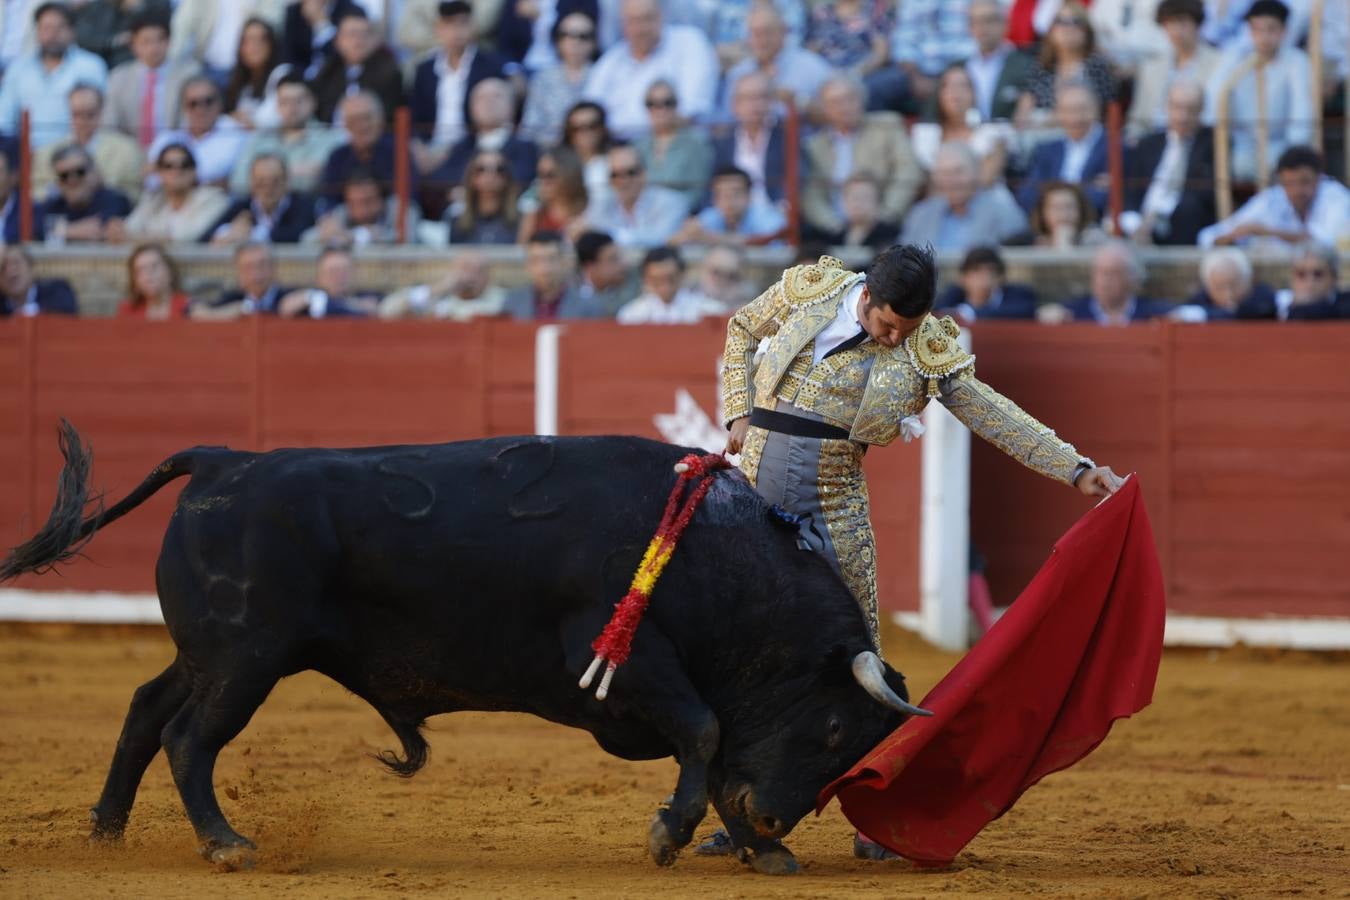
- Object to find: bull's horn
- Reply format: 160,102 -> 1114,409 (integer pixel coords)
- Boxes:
852,652 -> 933,717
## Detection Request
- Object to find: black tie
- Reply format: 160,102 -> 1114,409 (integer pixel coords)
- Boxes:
823,327 -> 869,359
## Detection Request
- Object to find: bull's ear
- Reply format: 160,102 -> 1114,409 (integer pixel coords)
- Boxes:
820,644 -> 854,686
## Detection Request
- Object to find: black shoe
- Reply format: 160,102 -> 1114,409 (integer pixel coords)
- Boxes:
853,833 -> 902,861
694,829 -> 735,856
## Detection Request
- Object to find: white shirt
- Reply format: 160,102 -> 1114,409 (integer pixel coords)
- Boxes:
147,119 -> 247,188
828,130 -> 855,215
1140,131 -> 1189,220
433,47 -> 475,146
0,0 -> 33,66
1203,46 -> 1313,181
1198,177 -> 1350,250
1061,125 -> 1102,183
582,24 -> 719,137
965,44 -> 1011,120
754,278 -> 868,366
203,1 -> 246,71
734,125 -> 773,207
617,289 -> 726,324
523,0 -> 560,71
1089,0 -> 1164,68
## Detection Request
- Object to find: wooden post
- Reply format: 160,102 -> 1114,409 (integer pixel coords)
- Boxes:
18,109 -> 32,243
394,106 -> 411,245
1214,55 -> 1258,221
1107,101 -> 1124,236
1309,0 -> 1323,153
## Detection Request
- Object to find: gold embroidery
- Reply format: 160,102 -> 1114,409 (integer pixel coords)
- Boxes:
850,348 -> 929,444
906,314 -> 976,398
816,440 -> 880,649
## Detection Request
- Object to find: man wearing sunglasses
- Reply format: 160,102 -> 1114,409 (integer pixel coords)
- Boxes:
145,75 -> 245,189
586,143 -> 688,247
39,144 -> 132,242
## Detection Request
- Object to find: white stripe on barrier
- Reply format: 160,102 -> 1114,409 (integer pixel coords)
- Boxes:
0,590 -> 163,624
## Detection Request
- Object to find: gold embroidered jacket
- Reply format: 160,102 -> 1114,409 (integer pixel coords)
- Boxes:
722,256 -> 1093,485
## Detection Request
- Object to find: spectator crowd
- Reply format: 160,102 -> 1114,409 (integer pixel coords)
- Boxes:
0,0 -> 1346,323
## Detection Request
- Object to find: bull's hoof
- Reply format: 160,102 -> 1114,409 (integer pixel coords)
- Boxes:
87,809 -> 125,845
748,845 -> 799,875
199,840 -> 257,871
648,812 -> 680,866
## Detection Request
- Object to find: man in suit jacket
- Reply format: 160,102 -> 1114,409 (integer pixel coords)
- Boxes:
198,241 -> 292,317
311,9 -> 404,124
936,246 -> 1039,321
1122,82 -> 1216,246
710,71 -> 795,205
962,0 -> 1036,121
0,246 -> 77,317
899,143 -> 1027,253
1064,242 -> 1172,324
802,75 -> 921,237
502,231 -> 604,320
206,153 -> 317,244
103,12 -> 201,148
1017,83 -> 1110,213
282,0 -> 360,77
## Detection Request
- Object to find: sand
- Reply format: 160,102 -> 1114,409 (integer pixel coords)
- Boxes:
1,621 -> 1347,899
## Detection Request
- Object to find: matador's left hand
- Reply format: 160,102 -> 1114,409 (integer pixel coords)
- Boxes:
1076,466 -> 1125,498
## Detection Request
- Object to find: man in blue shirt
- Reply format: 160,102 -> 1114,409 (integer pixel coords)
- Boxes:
0,2 -> 107,147
674,165 -> 785,246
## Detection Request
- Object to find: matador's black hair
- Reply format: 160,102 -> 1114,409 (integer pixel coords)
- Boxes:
866,243 -> 937,319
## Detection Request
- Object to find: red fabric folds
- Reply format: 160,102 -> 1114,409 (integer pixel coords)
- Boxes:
817,476 -> 1165,865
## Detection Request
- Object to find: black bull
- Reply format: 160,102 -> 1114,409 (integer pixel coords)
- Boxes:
1,425 -> 927,875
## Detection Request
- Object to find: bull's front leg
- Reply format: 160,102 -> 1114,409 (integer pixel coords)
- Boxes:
708,770 -> 799,875
647,705 -> 718,866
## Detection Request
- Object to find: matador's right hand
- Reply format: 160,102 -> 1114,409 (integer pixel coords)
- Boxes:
726,417 -> 750,455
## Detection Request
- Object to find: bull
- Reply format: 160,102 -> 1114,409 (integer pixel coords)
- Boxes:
1,424 -> 927,875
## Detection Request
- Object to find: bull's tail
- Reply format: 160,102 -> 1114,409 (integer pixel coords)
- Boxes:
0,420 -> 196,583
373,712 -> 429,778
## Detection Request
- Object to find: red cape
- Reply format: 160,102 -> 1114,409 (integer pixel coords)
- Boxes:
817,477 -> 1165,865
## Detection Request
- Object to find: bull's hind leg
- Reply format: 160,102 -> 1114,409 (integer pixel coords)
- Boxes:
160,668 -> 279,869
90,657 -> 192,842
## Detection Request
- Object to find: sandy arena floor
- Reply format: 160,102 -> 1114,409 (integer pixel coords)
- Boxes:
1,620 -> 1347,899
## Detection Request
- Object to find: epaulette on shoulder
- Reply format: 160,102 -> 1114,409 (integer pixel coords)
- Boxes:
904,314 -> 975,398
781,254 -> 861,307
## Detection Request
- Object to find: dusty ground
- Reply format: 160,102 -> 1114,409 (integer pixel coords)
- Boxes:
1,621 -> 1347,899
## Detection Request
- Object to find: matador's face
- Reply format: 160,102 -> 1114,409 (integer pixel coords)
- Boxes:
857,288 -> 925,349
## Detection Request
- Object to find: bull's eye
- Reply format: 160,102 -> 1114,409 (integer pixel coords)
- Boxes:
826,715 -> 843,748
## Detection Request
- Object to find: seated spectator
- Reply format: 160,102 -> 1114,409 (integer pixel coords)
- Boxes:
0,245 -> 77,317
117,243 -> 191,319
223,17 -> 289,130
804,0 -> 894,78
935,245 -> 1038,322
1016,180 -> 1107,249
1176,246 -> 1276,321
961,0 -> 1035,122
674,166 -> 785,247
33,85 -> 144,203
910,63 -> 1017,186
518,8 -> 599,147
617,245 -> 726,324
503,231 -> 602,320
1199,147 -> 1350,250
636,80 -> 714,210
1204,0 -> 1312,184
713,72 -> 797,206
519,11 -> 597,147
1126,0 -> 1220,138
208,154 -> 317,245
378,249 -> 508,321
303,171 -> 418,247
517,147 -> 590,244
318,92 -> 409,207
282,0 -> 362,78
582,0 -> 718,139
900,143 -> 1026,253
1090,0 -> 1166,74
575,230 -> 638,317
694,244 -> 757,310
199,241 -> 291,317
146,77 -> 246,189
102,11 -> 199,150
802,75 -> 920,239
168,0 -> 284,79
864,0 -> 973,116
674,0 -> 807,74
1048,241 -> 1172,324
397,0 -> 503,62
444,150 -> 520,245
311,9 -> 403,124
821,174 -> 900,249
494,0 -> 611,71
0,1 -> 107,148
722,2 -> 833,116
1121,80 -> 1216,246
561,101 -> 614,203
277,245 -> 380,317
1014,1 -> 1116,129
433,79 -> 538,217
1238,243 -> 1348,320
586,144 -> 688,248
112,143 -> 230,243
40,145 -> 133,243
0,142 -> 46,243
74,0 -> 173,70
229,73 -> 346,196
410,1 -> 509,180
1016,83 -> 1110,213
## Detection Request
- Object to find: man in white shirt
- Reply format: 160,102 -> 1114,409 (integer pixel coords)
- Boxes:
147,76 -> 246,189
582,0 -> 719,138
586,143 -> 689,247
0,2 -> 107,147
721,3 -> 833,119
1089,0 -> 1165,73
1198,145 -> 1350,250
1203,0 -> 1312,184
616,245 -> 726,324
